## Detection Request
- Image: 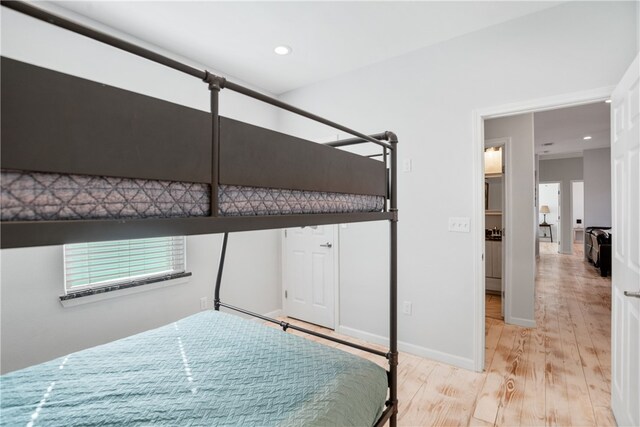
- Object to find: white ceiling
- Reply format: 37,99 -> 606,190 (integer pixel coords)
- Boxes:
534,101 -> 611,160
55,1 -> 561,95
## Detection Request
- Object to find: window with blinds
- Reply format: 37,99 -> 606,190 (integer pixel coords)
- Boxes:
64,236 -> 186,293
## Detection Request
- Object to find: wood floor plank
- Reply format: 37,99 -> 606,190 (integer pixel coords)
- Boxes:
564,284 -> 611,408
520,294 -> 546,427
556,293 -> 597,426
472,325 -> 518,424
543,280 -> 572,427
485,318 -> 505,372
495,328 -> 530,426
593,405 -> 617,427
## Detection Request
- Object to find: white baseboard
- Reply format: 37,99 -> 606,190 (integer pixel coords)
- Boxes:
337,325 -> 476,371
507,317 -> 536,328
263,309 -> 283,319
246,309 -> 282,323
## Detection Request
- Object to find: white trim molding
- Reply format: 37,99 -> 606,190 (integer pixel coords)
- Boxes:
264,309 -> 283,319
60,276 -> 190,308
508,317 -> 537,329
338,325 -> 475,371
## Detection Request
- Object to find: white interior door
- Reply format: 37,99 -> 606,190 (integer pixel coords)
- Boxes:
611,54 -> 640,427
282,226 -> 336,329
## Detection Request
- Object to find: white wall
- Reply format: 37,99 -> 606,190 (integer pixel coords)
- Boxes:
276,2 -> 637,368
583,147 -> 613,228
485,114 -> 536,326
0,6 -> 282,373
539,157 -> 584,254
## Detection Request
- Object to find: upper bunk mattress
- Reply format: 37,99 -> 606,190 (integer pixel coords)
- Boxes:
0,170 -> 385,221
0,310 -> 388,426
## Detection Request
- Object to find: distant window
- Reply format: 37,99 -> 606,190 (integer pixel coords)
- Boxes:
63,236 -> 186,293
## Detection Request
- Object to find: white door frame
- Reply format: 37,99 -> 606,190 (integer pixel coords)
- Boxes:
281,225 -> 340,329
471,86 -> 614,372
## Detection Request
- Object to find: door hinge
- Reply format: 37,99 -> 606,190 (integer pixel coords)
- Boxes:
284,230 -> 287,238
284,290 -> 288,299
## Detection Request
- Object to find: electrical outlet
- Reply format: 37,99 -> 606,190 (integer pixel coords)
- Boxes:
448,217 -> 470,233
402,158 -> 412,173
402,301 -> 412,315
200,297 -> 208,310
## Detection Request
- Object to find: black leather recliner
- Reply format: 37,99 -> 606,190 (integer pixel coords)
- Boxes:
585,227 -> 612,277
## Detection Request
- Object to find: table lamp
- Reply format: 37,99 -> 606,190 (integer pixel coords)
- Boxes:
540,205 -> 550,225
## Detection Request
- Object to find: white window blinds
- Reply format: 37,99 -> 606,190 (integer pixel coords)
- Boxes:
64,236 -> 186,292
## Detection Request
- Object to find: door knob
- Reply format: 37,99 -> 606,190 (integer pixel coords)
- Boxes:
320,242 -> 333,248
623,291 -> 640,299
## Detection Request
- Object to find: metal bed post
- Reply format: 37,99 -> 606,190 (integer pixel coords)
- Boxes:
204,71 -> 226,217
205,71 -> 228,312
214,232 -> 229,311
388,132 -> 399,427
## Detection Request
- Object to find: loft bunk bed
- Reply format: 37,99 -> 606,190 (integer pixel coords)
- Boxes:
0,1 -> 399,426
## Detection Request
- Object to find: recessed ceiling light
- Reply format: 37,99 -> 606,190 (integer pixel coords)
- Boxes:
274,45 -> 292,55
605,99 -> 612,104
543,142 -> 554,146
583,136 -> 592,140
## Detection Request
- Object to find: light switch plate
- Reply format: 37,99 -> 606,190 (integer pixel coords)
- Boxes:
448,217 -> 470,233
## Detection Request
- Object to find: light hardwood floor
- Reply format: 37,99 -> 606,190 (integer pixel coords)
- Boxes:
273,242 -> 614,426
485,294 -> 502,321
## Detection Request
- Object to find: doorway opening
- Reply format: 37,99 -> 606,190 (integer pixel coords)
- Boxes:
484,139 -> 508,323
538,182 -> 561,254
472,86 -> 612,372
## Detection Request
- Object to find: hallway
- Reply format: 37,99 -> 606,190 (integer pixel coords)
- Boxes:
472,242 -> 613,426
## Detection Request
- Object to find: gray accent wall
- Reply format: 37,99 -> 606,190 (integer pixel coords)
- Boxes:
583,148 -> 612,229
539,157 -> 584,254
485,114 -> 536,327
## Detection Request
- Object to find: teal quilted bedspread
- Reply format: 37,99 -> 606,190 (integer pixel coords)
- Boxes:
0,311 -> 387,426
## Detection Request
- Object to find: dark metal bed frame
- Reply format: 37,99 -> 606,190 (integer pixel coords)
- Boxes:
0,2 -> 399,425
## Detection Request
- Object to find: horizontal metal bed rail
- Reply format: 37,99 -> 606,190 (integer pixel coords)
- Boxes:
223,81 -> 393,150
327,131 -> 399,148
0,0 -> 392,152
218,302 -> 389,359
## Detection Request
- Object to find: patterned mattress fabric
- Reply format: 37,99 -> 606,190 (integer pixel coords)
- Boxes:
0,170 -> 384,220
0,170 -> 211,221
218,185 -> 384,216
0,311 -> 388,427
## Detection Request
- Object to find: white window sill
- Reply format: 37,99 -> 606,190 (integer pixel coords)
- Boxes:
59,273 -> 191,308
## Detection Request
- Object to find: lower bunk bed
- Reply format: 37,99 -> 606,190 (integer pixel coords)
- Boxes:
1,311 -> 388,427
